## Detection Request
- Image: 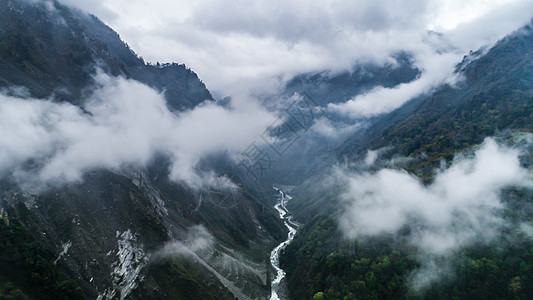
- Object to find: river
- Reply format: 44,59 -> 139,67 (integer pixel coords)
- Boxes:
270,187 -> 298,300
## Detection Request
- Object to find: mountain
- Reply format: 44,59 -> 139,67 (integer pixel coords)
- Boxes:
0,0 -> 212,110
0,1 -> 284,299
280,22 -> 533,299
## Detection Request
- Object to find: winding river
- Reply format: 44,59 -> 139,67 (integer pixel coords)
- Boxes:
270,187 -> 298,300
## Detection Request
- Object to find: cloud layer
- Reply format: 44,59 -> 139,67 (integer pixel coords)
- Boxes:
59,0 -> 533,114
152,225 -> 213,259
0,73 -> 274,189
336,138 -> 532,286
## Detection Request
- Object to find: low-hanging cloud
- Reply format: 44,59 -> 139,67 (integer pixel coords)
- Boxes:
0,72 -> 274,189
152,225 -> 214,260
309,117 -> 362,139
336,138 -> 532,287
58,0 -> 533,104
328,51 -> 462,118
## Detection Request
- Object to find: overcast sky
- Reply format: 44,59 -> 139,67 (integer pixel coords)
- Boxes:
58,0 -> 533,101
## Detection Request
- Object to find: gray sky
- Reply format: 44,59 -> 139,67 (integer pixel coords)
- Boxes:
59,0 -> 533,101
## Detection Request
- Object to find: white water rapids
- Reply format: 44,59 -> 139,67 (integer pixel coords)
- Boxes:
270,187 -> 298,300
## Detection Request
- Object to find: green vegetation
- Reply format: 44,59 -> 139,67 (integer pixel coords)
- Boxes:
0,217 -> 84,299
374,86 -> 532,180
282,210 -> 417,299
282,188 -> 533,299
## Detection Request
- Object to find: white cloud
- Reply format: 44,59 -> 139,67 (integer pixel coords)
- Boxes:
445,0 -> 533,51
328,51 -> 461,117
58,0 -> 533,106
152,225 -> 214,259
309,117 -> 361,139
427,0 -> 519,31
0,72 -> 274,189
364,150 -> 379,167
336,138 -> 532,286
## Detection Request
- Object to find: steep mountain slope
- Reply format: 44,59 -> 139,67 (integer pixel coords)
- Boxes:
281,22 -> 533,300
0,1 -> 283,299
0,0 -> 212,110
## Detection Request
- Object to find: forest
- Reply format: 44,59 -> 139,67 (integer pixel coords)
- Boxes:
0,213 -> 84,300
